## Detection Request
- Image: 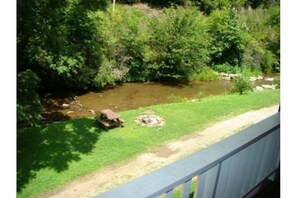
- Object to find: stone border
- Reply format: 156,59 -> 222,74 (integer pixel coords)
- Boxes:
135,110 -> 165,127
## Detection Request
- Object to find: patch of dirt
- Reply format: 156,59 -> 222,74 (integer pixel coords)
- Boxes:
42,105 -> 279,198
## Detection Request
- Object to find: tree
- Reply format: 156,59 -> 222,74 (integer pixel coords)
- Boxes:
17,0 -> 108,90
208,8 -> 248,67
99,6 -> 148,82
238,6 -> 280,73
148,7 -> 211,81
17,70 -> 42,126
193,0 -> 246,14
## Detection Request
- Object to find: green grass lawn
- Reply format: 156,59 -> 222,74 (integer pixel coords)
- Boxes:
17,90 -> 280,198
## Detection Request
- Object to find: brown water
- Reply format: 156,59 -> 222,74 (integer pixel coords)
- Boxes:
41,80 -> 233,122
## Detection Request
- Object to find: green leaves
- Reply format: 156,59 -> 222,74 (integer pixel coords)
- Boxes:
231,76 -> 253,95
17,0 -> 107,90
99,6 -> 148,82
17,70 -> 42,126
208,8 -> 248,66
148,7 -> 211,81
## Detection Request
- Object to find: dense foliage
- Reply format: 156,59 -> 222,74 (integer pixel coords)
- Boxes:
17,0 -> 108,90
147,7 -> 210,81
17,0 -> 280,124
208,8 -> 248,66
17,70 -> 42,126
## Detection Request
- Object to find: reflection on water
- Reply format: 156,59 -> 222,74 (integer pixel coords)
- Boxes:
41,80 -> 233,122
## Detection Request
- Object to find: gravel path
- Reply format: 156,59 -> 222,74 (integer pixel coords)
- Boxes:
42,105 -> 279,198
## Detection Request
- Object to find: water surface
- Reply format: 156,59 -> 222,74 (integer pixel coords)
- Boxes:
41,80 -> 233,122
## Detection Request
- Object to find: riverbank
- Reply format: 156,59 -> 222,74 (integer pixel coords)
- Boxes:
17,90 -> 280,198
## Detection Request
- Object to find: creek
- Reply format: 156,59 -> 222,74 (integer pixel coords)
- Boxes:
40,78 -> 273,122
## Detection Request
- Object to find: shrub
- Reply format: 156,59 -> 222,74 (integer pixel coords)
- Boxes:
262,50 -> 278,73
212,64 -> 241,74
274,75 -> 280,89
92,57 -> 117,88
240,66 -> 262,77
195,91 -> 205,100
231,76 -> 253,95
167,94 -> 188,103
194,67 -> 219,81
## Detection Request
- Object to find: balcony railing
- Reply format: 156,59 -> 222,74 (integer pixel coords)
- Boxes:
95,112 -> 280,198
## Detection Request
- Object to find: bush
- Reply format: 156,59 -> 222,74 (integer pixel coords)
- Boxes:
167,94 -> 188,103
231,76 -> 253,95
194,67 -> 219,81
240,66 -> 262,77
148,6 -> 210,81
92,57 -> 117,88
262,50 -> 278,73
274,75 -> 280,89
212,64 -> 241,74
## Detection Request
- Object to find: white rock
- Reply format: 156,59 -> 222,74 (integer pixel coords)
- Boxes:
261,84 -> 276,89
264,77 -> 275,81
255,86 -> 264,91
221,76 -> 232,80
249,76 -> 257,82
219,72 -> 229,77
62,103 -> 69,108
88,110 -> 96,115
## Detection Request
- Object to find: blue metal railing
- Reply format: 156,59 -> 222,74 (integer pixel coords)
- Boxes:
95,113 -> 280,198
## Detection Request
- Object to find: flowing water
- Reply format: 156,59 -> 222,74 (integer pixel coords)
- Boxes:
41,78 -> 274,122
41,80 -> 233,122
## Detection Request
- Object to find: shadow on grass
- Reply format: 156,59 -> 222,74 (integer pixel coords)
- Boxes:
17,118 -> 104,193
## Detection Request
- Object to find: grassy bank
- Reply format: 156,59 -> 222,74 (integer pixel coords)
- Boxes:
17,90 -> 280,198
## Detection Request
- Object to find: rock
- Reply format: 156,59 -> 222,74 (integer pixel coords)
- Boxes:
257,76 -> 264,80
264,77 -> 275,82
219,72 -> 229,77
62,103 -> 69,108
255,86 -> 264,92
221,76 -> 231,81
136,114 -> 165,127
261,84 -> 276,89
249,76 -> 257,82
67,111 -> 74,114
88,110 -> 96,115
229,73 -> 238,78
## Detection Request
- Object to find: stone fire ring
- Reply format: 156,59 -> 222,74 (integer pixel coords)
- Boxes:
135,114 -> 165,127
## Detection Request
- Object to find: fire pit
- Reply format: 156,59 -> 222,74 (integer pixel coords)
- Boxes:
135,110 -> 165,127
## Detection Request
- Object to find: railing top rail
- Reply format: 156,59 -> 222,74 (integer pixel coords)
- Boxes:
95,112 -> 280,198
